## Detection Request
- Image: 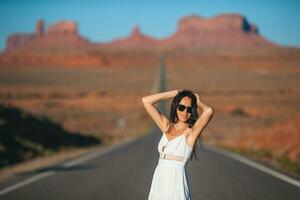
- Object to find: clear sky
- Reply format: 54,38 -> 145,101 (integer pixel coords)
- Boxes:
0,0 -> 299,51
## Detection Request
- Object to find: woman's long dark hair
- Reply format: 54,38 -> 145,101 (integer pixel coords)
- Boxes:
169,89 -> 204,161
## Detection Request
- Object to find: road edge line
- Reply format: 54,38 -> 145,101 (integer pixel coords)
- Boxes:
204,144 -> 300,188
0,134 -> 146,196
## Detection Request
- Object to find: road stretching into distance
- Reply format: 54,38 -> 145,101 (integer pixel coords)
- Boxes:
0,56 -> 300,199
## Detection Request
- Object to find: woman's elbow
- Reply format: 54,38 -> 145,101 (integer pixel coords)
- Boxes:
205,107 -> 214,115
142,97 -> 149,104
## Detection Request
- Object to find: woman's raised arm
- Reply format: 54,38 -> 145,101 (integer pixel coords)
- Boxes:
189,93 -> 214,143
142,90 -> 178,132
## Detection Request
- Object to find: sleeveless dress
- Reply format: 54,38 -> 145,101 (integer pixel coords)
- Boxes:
148,128 -> 193,200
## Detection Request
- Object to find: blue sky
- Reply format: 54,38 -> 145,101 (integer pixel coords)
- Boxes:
0,0 -> 299,51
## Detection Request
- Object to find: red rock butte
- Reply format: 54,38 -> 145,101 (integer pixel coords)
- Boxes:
4,14 -> 276,52
1,13 -> 299,68
6,19 -> 91,52
163,14 -> 270,49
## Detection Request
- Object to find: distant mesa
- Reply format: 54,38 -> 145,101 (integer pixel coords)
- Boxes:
177,14 -> 259,34
162,14 -> 272,49
47,21 -> 78,35
6,33 -> 35,52
108,25 -> 158,47
4,14 -> 277,52
102,14 -> 274,49
1,13 -> 292,67
6,19 -> 91,52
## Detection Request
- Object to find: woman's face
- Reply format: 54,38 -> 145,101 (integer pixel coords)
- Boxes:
176,96 -> 192,122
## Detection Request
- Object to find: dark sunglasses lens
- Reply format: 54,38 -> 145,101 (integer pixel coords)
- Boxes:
178,104 -> 185,111
178,104 -> 192,113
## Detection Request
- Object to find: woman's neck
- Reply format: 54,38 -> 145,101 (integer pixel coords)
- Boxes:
174,121 -> 187,129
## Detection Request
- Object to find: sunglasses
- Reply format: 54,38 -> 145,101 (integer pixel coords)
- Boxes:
177,104 -> 192,113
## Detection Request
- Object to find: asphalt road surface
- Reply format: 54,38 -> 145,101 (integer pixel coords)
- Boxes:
1,127 -> 300,199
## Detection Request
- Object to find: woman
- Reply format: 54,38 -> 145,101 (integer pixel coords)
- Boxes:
142,89 -> 214,200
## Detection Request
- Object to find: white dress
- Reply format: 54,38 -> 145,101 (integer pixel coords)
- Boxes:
148,128 -> 193,200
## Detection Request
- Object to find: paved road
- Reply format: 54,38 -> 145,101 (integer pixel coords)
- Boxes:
1,128 -> 300,199
1,55 -> 300,199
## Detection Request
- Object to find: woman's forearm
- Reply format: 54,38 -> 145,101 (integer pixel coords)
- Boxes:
142,90 -> 178,105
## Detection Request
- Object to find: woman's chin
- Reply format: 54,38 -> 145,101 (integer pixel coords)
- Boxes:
179,117 -> 187,122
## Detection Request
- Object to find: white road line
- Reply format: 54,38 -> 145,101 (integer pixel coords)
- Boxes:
0,136 -> 141,196
204,144 -> 300,188
62,138 -> 136,168
0,171 -> 54,196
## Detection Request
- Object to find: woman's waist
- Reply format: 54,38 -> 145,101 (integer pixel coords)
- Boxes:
159,152 -> 186,160
158,152 -> 190,165
157,158 -> 187,167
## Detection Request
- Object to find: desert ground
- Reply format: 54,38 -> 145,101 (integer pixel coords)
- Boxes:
166,58 -> 300,179
0,65 -> 157,181
0,56 -> 299,180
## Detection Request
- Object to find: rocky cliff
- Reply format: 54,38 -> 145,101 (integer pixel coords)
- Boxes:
5,20 -> 91,52
161,14 -> 274,49
1,13 -> 295,68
